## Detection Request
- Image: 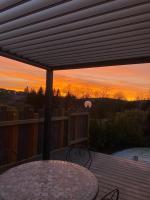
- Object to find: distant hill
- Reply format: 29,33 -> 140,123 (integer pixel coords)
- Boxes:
0,88 -> 25,105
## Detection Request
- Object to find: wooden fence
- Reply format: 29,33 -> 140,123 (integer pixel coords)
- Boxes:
0,112 -> 89,166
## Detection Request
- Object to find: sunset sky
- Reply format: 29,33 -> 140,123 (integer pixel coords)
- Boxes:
0,56 -> 150,100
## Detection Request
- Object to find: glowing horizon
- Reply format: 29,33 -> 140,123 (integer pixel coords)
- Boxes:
0,56 -> 150,101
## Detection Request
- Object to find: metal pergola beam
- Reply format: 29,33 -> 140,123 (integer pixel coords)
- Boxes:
1,49 -> 150,70
53,56 -> 150,70
1,55 -> 150,160
1,0 -> 150,160
1,44 -> 150,161
42,69 -> 53,160
0,50 -> 53,160
0,49 -> 49,70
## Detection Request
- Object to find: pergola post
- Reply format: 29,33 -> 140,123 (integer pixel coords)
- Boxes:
42,69 -> 53,160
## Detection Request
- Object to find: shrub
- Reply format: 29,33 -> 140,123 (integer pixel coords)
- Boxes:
89,109 -> 148,152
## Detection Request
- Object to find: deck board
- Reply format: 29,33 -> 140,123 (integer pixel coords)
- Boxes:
52,149 -> 150,200
90,153 -> 150,200
1,149 -> 149,200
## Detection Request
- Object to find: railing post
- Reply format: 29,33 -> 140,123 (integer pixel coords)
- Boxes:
42,69 -> 53,160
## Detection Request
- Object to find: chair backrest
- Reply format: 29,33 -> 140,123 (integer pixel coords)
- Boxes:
101,188 -> 119,200
66,145 -> 93,169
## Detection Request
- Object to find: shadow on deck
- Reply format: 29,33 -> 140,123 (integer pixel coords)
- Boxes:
51,149 -> 150,200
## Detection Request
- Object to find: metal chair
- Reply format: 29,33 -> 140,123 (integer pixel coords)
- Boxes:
66,144 -> 93,169
101,188 -> 119,200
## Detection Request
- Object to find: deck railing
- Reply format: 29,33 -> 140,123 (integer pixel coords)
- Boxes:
0,112 -> 89,166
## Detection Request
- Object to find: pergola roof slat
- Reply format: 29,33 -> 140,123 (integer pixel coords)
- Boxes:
14,34 -> 150,57
0,0 -> 68,24
0,0 -> 150,70
3,18 -> 150,50
0,0 -> 29,12
52,56 -> 150,70
6,25 -> 150,52
0,0 -> 112,34
15,41 -> 149,63
44,50 -> 150,65
0,2 -> 149,43
33,46 -> 150,63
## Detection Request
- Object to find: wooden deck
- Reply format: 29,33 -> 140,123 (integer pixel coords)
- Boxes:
51,149 -> 150,200
0,149 -> 150,200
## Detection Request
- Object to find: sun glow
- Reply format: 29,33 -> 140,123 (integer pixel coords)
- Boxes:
0,56 -> 150,101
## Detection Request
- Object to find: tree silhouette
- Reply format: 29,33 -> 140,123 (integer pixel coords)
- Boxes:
25,87 -> 45,111
24,86 -> 29,94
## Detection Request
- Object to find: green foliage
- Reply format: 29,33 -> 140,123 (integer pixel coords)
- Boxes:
90,109 -> 149,152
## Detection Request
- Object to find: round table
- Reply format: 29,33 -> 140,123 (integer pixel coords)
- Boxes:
0,160 -> 99,200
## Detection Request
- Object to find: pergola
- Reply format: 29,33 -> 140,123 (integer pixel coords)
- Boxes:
0,0 -> 150,160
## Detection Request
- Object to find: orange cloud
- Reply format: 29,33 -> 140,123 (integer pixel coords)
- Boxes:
0,56 -> 150,100
54,75 -> 148,100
